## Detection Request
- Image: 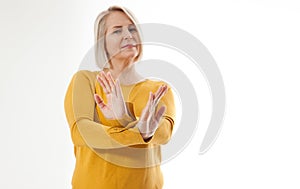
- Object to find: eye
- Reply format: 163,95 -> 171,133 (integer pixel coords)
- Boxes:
128,26 -> 137,33
112,29 -> 122,34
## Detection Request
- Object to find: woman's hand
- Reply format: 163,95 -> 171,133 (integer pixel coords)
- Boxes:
94,71 -> 129,120
137,84 -> 168,140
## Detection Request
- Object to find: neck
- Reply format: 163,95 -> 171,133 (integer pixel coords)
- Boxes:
106,59 -> 144,85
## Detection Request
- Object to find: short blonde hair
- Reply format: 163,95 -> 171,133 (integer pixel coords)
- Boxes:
94,6 -> 143,69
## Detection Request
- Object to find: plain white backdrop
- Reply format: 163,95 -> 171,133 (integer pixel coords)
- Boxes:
1,0 -> 300,188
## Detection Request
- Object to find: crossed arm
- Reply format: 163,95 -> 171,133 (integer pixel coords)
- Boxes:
64,70 -> 175,149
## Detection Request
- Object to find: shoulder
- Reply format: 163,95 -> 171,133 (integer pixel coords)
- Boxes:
141,79 -> 175,107
137,79 -> 174,98
73,70 -> 99,78
142,79 -> 172,90
71,70 -> 99,82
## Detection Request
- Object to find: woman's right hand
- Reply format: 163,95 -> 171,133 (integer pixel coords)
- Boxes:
94,71 -> 129,120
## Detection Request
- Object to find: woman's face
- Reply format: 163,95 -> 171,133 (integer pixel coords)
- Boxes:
105,11 -> 140,63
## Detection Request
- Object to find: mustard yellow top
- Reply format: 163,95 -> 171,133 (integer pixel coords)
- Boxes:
64,70 -> 175,189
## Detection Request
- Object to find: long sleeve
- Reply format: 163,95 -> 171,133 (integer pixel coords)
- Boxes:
125,81 -> 176,145
64,70 -> 148,149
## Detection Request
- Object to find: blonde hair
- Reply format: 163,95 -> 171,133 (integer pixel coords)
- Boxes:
94,6 -> 143,69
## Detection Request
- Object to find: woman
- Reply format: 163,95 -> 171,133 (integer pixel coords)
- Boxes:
64,6 -> 176,189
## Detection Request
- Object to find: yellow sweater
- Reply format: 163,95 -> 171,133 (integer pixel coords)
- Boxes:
64,70 -> 175,189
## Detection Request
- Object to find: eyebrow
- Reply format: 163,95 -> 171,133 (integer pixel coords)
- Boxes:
111,24 -> 135,29
112,26 -> 122,29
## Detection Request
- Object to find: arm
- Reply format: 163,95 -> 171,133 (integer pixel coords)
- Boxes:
64,70 -> 147,149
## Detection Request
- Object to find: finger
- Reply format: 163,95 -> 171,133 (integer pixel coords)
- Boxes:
102,71 -> 112,93
94,94 -> 106,109
145,91 -> 153,113
153,85 -> 168,106
153,85 -> 164,98
153,84 -> 167,101
100,71 -> 111,93
140,92 -> 153,121
107,72 -> 116,93
94,94 -> 103,106
149,91 -> 156,107
148,91 -> 157,114
97,74 -> 110,94
158,85 -> 168,101
158,85 -> 168,98
154,105 -> 166,123
147,91 -> 153,105
96,74 -> 107,86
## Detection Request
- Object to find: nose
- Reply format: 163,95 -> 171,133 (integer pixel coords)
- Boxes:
123,28 -> 133,40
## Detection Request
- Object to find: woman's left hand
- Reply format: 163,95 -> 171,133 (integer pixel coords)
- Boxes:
94,71 -> 129,120
137,84 -> 168,140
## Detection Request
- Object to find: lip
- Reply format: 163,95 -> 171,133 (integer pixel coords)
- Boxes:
121,44 -> 136,48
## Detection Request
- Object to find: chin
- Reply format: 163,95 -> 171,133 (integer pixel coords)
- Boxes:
121,52 -> 138,60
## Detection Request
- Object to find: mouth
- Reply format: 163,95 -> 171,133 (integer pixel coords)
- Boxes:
121,44 -> 137,49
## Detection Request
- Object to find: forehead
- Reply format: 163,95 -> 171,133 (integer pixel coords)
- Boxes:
106,11 -> 134,29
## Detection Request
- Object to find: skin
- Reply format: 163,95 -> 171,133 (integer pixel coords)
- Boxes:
104,11 -> 143,84
94,11 -> 168,140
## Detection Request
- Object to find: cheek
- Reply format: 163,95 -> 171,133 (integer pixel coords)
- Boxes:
106,37 -> 121,53
134,35 -> 141,53
133,34 -> 141,43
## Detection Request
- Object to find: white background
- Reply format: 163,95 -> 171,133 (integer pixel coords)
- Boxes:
1,0 -> 300,188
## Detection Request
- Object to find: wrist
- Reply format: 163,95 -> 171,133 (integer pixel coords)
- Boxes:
108,113 -> 135,127
136,121 -> 154,140
118,113 -> 135,125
